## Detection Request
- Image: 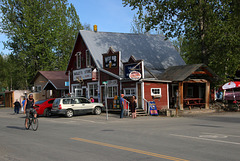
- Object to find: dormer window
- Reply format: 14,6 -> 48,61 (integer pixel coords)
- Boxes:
86,50 -> 90,67
76,52 -> 81,69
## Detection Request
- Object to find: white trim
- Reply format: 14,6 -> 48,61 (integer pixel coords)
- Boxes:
86,50 -> 91,67
107,86 -> 118,99
99,68 -> 122,80
167,83 -> 169,109
151,88 -> 162,96
136,83 -> 138,108
76,52 -> 81,69
119,51 -> 121,76
123,88 -> 136,96
141,82 -> 144,110
141,60 -> 145,79
68,71 -> 71,93
98,68 -> 100,102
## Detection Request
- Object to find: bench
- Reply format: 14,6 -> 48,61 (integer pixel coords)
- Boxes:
184,98 -> 205,110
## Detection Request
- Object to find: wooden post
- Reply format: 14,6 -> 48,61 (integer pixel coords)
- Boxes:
205,81 -> 210,109
179,82 -> 184,110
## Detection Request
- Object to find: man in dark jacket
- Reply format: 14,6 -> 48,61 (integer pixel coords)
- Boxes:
14,99 -> 21,114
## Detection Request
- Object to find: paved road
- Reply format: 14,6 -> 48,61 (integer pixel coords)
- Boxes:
0,108 -> 239,161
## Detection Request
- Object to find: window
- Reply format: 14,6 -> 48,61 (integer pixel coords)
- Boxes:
63,99 -> 72,104
75,89 -> 82,97
88,83 -> 98,98
80,98 -> 90,103
86,50 -> 91,67
76,52 -> 81,69
35,85 -> 42,92
124,88 -> 136,96
151,88 -> 161,96
107,86 -> 118,98
48,100 -> 54,104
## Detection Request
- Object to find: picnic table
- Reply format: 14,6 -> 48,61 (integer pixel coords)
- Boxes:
184,98 -> 205,110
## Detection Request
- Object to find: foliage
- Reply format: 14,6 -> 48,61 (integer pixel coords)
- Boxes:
123,0 -> 240,83
0,0 -> 83,89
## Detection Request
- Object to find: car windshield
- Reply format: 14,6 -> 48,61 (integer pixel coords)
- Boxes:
35,100 -> 47,104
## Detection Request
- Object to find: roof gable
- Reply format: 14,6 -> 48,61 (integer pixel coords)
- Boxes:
31,71 -> 68,84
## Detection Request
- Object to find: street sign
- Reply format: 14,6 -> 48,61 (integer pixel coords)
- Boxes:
102,81 -> 108,85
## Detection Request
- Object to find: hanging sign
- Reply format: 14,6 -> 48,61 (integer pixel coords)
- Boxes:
129,71 -> 142,81
149,101 -> 158,116
73,68 -> 92,81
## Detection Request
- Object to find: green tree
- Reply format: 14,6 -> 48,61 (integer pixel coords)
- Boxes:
123,0 -> 240,82
0,0 -> 83,89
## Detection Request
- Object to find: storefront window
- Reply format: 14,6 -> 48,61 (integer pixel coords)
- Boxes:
107,86 -> 118,98
124,88 -> 136,96
88,83 -> 98,98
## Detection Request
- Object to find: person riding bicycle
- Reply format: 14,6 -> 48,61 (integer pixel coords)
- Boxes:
24,94 -> 37,129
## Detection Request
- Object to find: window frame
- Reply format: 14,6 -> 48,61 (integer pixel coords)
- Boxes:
88,83 -> 98,98
123,88 -> 136,96
35,85 -> 42,92
76,52 -> 81,69
151,88 -> 161,96
86,50 -> 91,67
107,86 -> 118,98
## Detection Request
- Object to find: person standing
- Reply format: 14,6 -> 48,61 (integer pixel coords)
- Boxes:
14,99 -> 21,114
21,98 -> 26,113
24,94 -> 37,129
130,95 -> 137,119
119,94 -> 124,118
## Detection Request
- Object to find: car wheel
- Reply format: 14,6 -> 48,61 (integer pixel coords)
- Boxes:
94,107 -> 102,115
44,108 -> 51,117
66,109 -> 74,118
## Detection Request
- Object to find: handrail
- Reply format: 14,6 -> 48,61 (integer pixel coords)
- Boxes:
143,98 -> 150,115
124,99 -> 130,116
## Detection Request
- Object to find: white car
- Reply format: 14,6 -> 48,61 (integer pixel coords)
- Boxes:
51,97 -> 104,117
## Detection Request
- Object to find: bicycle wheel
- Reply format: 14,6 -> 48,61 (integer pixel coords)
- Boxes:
25,118 -> 31,130
31,117 -> 38,131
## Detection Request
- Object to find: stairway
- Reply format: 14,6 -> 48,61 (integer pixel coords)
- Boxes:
130,108 -> 148,116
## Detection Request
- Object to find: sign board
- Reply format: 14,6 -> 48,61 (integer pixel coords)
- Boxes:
107,80 -> 117,86
124,63 -> 140,78
149,101 -> 158,116
104,55 -> 117,68
129,71 -> 141,81
73,68 -> 92,81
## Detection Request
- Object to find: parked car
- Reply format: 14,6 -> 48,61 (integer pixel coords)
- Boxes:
51,97 -> 104,117
34,98 -> 55,117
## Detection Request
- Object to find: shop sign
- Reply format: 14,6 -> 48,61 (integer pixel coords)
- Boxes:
73,68 -> 92,81
124,63 -> 140,78
149,101 -> 158,116
129,71 -> 141,81
107,80 -> 117,86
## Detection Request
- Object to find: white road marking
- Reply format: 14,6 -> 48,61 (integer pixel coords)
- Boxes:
170,134 -> 240,145
202,132 -> 240,138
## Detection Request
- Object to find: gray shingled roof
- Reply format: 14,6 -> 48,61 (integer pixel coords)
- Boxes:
158,64 -> 218,81
80,30 -> 185,78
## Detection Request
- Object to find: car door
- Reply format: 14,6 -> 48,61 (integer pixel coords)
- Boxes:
62,98 -> 74,110
79,98 -> 93,113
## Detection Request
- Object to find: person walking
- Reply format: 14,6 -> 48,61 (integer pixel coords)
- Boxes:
14,99 -> 21,114
130,95 -> 137,119
120,94 -> 124,118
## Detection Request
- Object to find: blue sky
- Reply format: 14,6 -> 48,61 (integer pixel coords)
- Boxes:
0,0 -> 136,55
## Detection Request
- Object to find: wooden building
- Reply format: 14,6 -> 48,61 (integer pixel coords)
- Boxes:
66,30 -> 186,112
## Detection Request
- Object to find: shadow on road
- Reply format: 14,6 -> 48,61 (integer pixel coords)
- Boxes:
6,126 -> 25,130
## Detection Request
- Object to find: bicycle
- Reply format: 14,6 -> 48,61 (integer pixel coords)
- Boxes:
25,110 -> 38,131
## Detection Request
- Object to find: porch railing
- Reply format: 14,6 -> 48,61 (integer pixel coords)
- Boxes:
124,99 -> 130,116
